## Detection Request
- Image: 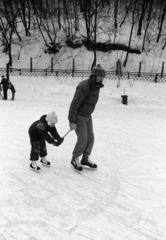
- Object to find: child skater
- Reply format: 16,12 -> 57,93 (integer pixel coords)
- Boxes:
28,111 -> 64,172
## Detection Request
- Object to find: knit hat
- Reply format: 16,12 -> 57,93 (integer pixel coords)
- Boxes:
46,111 -> 58,125
91,64 -> 106,77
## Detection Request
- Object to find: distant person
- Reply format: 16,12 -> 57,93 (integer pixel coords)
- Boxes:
68,64 -> 106,173
8,81 -> 16,100
0,83 -> 3,99
0,75 -> 9,100
28,111 -> 64,172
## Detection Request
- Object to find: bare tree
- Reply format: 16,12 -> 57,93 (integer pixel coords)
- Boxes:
123,0 -> 138,67
30,0 -> 61,53
142,0 -> 154,51
119,0 -> 133,27
0,0 -> 35,77
14,0 -> 31,37
137,0 -> 148,36
91,0 -> 98,69
0,1 -> 21,78
156,4 -> 166,43
57,0 -> 62,30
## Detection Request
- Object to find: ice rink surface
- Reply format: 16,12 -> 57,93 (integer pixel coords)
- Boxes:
0,76 -> 166,240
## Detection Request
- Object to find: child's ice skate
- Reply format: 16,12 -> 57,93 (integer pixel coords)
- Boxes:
30,162 -> 40,172
41,157 -> 51,167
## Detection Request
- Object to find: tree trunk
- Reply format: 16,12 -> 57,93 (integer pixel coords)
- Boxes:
123,0 -> 137,67
137,0 -> 147,36
157,5 -> 166,43
91,0 -> 97,70
142,0 -> 154,51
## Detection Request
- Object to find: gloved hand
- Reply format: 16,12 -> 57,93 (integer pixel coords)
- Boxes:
69,122 -> 77,130
52,141 -> 59,146
58,137 -> 64,145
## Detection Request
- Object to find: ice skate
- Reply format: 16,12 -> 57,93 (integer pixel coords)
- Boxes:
81,155 -> 97,170
30,162 -> 40,172
41,158 -> 51,167
71,156 -> 83,173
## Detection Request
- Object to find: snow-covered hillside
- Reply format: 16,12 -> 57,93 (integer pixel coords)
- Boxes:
0,26 -> 166,74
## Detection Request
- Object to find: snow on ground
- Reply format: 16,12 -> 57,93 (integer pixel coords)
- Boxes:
0,76 -> 166,240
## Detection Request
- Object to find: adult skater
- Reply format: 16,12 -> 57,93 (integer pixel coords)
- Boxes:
8,81 -> 16,100
28,111 -> 64,172
0,75 -> 9,100
68,64 -> 106,173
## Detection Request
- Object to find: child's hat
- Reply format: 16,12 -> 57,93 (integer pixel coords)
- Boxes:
46,111 -> 58,124
91,64 -> 106,77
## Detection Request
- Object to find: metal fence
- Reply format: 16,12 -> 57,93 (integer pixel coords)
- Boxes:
0,68 -> 166,82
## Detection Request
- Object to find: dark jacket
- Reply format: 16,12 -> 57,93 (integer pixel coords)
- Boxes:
28,115 -> 60,144
0,77 -> 9,89
68,77 -> 104,123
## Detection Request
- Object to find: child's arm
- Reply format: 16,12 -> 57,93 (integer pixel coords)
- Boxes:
36,123 -> 56,144
49,127 -> 64,146
49,127 -> 61,141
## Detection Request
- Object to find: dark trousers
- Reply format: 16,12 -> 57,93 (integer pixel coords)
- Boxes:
73,115 -> 94,157
30,139 -> 47,161
3,87 -> 8,99
10,87 -> 15,100
11,92 -> 15,100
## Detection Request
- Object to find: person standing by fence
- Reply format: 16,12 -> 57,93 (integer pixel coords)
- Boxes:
0,75 -> 9,100
8,81 -> 16,100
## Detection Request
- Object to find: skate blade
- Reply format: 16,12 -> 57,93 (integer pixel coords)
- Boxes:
30,168 -> 40,173
81,165 -> 97,170
71,165 -> 83,174
41,163 -> 51,167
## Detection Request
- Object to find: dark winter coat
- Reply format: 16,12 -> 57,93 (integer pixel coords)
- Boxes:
0,77 -> 9,90
68,76 -> 104,123
28,115 -> 60,144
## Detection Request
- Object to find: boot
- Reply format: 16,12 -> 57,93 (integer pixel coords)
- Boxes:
71,156 -> 83,173
81,155 -> 97,169
30,161 -> 40,172
11,93 -> 15,100
41,157 -> 51,167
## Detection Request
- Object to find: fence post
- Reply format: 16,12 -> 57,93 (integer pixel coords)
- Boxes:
51,58 -> 53,73
161,62 -> 164,78
128,72 -> 130,79
116,61 -> 118,75
72,58 -> 75,77
138,62 -> 142,77
154,73 -> 158,83
19,69 -> 21,76
30,58 -> 33,72
45,69 -> 47,77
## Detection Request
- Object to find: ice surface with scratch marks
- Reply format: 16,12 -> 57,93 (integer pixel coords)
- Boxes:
0,76 -> 166,240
